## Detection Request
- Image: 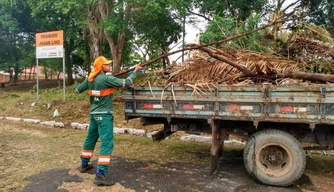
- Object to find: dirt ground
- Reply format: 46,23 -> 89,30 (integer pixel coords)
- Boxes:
1,120 -> 334,192
1,80 -> 334,192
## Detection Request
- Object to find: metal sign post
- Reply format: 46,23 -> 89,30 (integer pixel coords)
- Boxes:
35,30 -> 65,101
36,59 -> 39,100
63,48 -> 65,101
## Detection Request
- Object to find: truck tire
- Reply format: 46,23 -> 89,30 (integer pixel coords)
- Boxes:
243,129 -> 306,187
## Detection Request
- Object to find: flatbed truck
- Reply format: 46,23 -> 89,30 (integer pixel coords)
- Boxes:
123,85 -> 334,186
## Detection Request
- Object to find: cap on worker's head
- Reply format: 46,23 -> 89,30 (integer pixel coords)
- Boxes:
88,56 -> 113,82
94,56 -> 112,67
102,56 -> 112,65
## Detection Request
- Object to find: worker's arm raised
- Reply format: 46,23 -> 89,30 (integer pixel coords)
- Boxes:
104,64 -> 143,88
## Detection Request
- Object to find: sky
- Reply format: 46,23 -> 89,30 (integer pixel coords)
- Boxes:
168,14 -> 207,62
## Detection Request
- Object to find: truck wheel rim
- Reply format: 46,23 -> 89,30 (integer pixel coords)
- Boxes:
256,143 -> 293,178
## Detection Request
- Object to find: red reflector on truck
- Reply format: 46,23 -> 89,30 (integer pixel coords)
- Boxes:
229,105 -> 241,110
281,107 -> 307,113
144,104 -> 154,109
183,104 -> 205,109
183,104 -> 194,109
143,104 -> 162,109
281,107 -> 294,112
228,105 -> 253,111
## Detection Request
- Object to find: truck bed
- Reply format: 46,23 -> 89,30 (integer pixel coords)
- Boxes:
123,85 -> 334,125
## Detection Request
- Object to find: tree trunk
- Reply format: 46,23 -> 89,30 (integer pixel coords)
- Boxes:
161,47 -> 167,69
89,30 -> 103,59
259,70 -> 334,83
85,39 -> 91,75
65,40 -> 74,85
161,45 -> 170,68
28,63 -> 33,80
110,42 -> 124,74
29,65 -> 33,80
50,69 -> 53,80
182,10 -> 186,63
87,5 -> 104,62
105,32 -> 125,75
98,0 -> 128,74
14,62 -> 19,83
162,57 -> 167,69
198,47 -> 334,83
44,66 -> 48,80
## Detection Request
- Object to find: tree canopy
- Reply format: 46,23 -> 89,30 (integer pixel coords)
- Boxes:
0,0 -> 333,83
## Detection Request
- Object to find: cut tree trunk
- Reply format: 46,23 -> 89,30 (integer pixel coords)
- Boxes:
198,47 -> 334,83
255,70 -> 334,83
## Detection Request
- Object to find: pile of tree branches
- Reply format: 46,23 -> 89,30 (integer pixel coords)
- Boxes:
168,48 -> 303,85
166,42 -> 334,86
118,18 -> 334,86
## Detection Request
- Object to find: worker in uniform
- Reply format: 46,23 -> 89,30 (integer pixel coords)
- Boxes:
76,56 -> 143,186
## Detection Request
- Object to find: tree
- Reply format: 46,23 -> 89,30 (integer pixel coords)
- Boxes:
190,0 -> 269,21
301,0 -> 334,37
0,0 -> 38,82
52,0 -> 186,74
46,0 -> 138,74
28,0 -> 87,85
200,14 -> 270,52
132,0 -> 182,68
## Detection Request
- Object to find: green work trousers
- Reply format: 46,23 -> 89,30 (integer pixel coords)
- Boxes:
81,114 -> 114,173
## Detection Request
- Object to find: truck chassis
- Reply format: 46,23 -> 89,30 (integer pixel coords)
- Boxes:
124,85 -> 334,186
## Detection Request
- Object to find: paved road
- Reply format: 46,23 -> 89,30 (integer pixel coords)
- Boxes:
22,155 -> 317,192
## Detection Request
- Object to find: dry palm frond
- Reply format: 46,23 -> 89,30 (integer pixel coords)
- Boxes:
185,84 -> 205,98
168,47 -> 305,85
